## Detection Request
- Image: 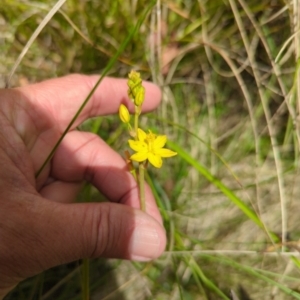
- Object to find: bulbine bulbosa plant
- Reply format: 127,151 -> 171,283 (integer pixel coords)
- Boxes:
119,71 -> 177,212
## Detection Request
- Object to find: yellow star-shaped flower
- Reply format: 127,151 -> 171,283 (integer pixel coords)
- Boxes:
128,128 -> 177,168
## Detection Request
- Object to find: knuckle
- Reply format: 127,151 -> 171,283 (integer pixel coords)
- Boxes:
89,204 -> 113,258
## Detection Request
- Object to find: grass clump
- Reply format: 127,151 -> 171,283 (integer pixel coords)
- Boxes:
2,0 -> 300,299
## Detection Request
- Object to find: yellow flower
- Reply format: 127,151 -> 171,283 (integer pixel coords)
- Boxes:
119,104 -> 130,123
128,128 -> 177,168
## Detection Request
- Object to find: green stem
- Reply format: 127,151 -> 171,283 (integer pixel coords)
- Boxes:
134,105 -> 139,137
133,105 -> 145,211
139,163 -> 146,212
81,259 -> 90,300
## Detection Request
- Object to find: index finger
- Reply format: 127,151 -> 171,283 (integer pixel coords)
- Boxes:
17,74 -> 161,130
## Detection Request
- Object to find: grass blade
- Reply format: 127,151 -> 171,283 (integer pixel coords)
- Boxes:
6,0 -> 67,86
204,255 -> 300,299
167,141 -> 278,241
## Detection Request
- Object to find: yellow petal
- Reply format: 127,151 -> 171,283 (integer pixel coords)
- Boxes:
130,152 -> 148,162
155,148 -> 177,158
137,128 -> 147,142
153,135 -> 167,149
148,153 -> 163,168
128,140 -> 148,152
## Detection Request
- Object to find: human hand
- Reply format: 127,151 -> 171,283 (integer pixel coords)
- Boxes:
0,74 -> 166,298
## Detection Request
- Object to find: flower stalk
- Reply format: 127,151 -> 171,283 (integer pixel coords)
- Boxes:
138,162 -> 146,211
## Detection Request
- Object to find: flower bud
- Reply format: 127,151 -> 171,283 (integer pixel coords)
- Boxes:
119,104 -> 130,123
134,86 -> 145,106
127,70 -> 144,104
128,70 -> 142,84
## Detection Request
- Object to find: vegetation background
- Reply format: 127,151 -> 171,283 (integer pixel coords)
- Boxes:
1,0 -> 300,299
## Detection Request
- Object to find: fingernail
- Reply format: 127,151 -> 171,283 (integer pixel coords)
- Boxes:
129,225 -> 162,261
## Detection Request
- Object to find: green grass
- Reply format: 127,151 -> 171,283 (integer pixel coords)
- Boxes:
2,0 -> 300,299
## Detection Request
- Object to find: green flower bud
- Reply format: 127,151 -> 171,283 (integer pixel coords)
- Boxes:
128,70 -> 142,84
134,86 -> 145,106
127,70 -> 143,103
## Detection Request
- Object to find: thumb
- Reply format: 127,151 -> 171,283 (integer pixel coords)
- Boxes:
0,196 -> 166,293
38,201 -> 166,266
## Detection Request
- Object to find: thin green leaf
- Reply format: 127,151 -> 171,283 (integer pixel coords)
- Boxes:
35,0 -> 157,177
